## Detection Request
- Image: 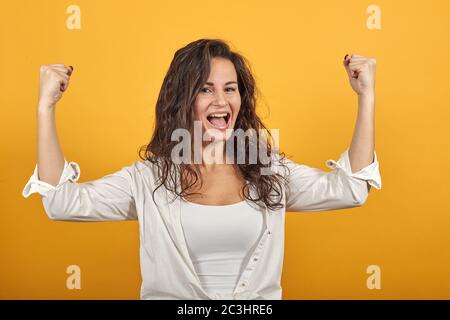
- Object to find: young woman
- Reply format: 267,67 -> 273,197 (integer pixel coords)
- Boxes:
23,39 -> 381,300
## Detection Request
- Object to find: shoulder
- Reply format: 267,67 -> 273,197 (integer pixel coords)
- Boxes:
267,151 -> 294,178
125,158 -> 162,184
268,151 -> 318,179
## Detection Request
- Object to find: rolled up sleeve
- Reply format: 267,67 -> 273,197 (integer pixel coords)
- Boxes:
283,148 -> 382,212
22,160 -> 138,221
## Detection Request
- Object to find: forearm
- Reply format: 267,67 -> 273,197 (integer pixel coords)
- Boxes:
348,93 -> 375,173
36,103 -> 65,187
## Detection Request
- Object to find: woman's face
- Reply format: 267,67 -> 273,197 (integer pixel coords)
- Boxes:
193,57 -> 241,141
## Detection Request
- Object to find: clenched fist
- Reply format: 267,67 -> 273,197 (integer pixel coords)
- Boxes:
38,64 -> 73,110
343,54 -> 376,97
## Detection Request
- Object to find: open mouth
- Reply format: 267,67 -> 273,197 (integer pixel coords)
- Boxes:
206,112 -> 231,129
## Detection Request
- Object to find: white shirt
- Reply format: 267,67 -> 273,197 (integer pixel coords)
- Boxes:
22,147 -> 382,300
180,199 -> 264,296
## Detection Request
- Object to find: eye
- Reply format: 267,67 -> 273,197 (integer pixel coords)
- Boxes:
201,87 -> 237,93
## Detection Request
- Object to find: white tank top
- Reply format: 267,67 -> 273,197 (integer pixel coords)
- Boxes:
180,198 -> 264,296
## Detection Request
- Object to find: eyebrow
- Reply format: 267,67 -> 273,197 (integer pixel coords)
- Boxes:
204,81 -> 237,86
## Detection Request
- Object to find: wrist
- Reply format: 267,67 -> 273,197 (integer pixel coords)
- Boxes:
358,92 -> 375,105
37,101 -> 56,113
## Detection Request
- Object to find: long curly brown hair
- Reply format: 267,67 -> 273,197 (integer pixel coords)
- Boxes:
138,38 -> 289,211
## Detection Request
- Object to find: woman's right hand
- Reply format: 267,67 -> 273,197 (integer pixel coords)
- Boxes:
38,64 -> 73,110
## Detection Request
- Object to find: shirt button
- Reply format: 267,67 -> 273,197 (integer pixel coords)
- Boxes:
253,258 -> 258,261
241,283 -> 246,287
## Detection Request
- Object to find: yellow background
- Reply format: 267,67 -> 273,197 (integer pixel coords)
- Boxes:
1,0 -> 449,299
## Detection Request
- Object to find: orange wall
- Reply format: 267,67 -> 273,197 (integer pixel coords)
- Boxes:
1,0 -> 449,299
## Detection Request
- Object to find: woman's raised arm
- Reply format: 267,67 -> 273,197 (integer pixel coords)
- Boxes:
23,64 -> 138,222
36,64 -> 73,187
343,54 -> 378,178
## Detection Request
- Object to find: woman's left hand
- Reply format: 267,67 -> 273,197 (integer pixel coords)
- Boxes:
343,54 -> 376,97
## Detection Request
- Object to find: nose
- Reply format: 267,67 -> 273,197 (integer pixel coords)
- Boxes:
212,90 -> 228,107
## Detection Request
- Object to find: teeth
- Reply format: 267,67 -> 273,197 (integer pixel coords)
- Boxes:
208,113 -> 228,118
